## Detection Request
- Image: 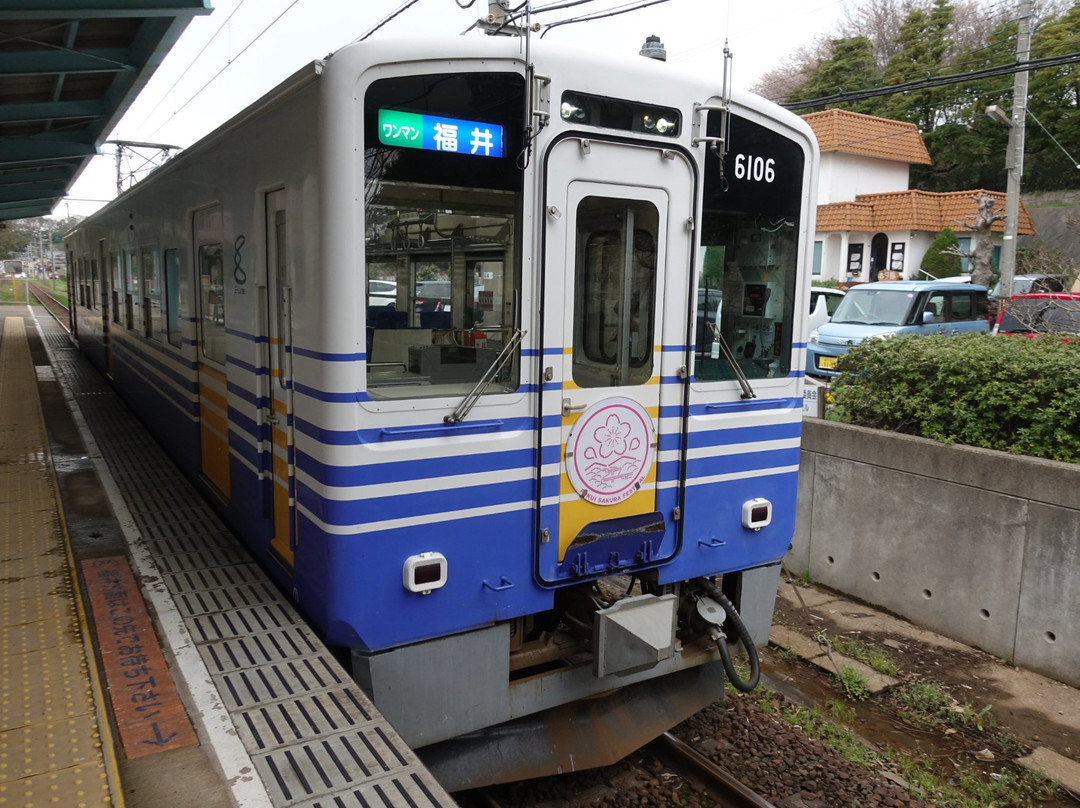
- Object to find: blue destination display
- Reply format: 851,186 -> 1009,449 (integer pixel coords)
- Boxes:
378,109 -> 504,158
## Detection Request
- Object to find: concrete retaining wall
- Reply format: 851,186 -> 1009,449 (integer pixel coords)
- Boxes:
788,419 -> 1080,688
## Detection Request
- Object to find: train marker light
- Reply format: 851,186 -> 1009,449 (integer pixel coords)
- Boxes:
741,498 -> 772,530
402,552 -> 447,594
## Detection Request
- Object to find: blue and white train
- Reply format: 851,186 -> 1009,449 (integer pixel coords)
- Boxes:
66,27 -> 818,789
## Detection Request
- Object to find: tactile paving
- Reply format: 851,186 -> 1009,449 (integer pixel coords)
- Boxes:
39,313 -> 458,807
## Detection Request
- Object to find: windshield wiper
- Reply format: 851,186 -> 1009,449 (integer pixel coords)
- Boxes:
709,323 -> 756,399
445,329 -> 525,424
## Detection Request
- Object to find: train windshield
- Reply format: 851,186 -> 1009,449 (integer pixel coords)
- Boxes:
694,112 -> 805,382
363,72 -> 525,399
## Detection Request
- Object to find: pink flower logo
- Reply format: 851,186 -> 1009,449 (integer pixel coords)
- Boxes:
565,398 -> 655,505
593,414 -> 631,458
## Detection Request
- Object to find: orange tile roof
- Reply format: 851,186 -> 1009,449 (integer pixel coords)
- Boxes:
816,190 -> 1036,235
816,202 -> 876,231
802,108 -> 932,165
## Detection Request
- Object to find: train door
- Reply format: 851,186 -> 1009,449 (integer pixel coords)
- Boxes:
264,190 -> 295,569
100,242 -> 112,374
538,138 -> 694,583
193,206 -> 231,499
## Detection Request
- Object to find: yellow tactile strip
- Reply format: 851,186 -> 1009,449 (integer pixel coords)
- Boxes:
0,315 -> 121,808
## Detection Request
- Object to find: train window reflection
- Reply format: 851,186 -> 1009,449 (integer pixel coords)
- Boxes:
363,71 -> 524,401
572,197 -> 657,387
364,193 -> 518,398
694,113 -> 803,382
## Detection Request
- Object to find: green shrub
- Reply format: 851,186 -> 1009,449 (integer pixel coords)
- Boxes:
919,227 -> 961,279
828,333 -> 1080,463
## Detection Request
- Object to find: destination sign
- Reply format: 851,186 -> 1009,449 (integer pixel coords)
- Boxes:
378,109 -> 504,158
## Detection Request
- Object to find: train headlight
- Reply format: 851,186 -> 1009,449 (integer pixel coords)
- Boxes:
741,498 -> 772,531
402,552 -> 447,595
561,101 -> 585,121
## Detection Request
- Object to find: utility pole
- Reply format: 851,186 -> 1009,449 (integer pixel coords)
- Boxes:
999,0 -> 1032,298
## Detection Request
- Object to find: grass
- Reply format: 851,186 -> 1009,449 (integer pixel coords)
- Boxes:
754,687 -> 1061,807
891,680 -> 995,732
836,666 -> 871,701
831,634 -> 899,677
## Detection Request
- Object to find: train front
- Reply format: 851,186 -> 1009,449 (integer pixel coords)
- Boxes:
310,34 -> 817,789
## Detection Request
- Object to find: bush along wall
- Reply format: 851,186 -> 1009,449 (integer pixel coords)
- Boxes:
827,332 -> 1080,464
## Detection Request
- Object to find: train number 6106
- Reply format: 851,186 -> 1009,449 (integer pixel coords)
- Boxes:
734,153 -> 776,183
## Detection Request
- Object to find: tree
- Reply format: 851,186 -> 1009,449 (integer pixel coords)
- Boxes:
948,193 -> 1004,286
920,227 -> 962,277
880,0 -> 956,128
785,36 -> 881,113
1024,1 -> 1080,190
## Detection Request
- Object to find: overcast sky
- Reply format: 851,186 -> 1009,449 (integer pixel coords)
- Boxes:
62,0 -> 847,217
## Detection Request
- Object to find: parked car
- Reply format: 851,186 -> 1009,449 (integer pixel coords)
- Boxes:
415,279 -> 452,312
806,280 -> 989,378
989,273 -> 1069,304
807,286 -> 845,335
368,278 -> 397,307
992,292 -> 1080,337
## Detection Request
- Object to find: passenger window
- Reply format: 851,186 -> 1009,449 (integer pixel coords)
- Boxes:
124,251 -> 138,330
164,249 -> 181,347
194,206 -> 226,364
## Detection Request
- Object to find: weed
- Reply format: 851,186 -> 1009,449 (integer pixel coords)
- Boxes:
836,666 -> 870,701
893,680 -> 950,728
828,699 -> 856,723
780,703 -> 876,769
832,635 -> 899,677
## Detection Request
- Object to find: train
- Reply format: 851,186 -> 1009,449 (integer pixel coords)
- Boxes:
66,25 -> 819,789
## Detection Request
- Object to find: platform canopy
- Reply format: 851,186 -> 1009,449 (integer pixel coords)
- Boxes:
0,1 -> 211,221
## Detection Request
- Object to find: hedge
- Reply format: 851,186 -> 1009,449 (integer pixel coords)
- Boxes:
827,332 -> 1080,464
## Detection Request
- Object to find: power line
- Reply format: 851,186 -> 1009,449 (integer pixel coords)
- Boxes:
781,50 -> 1080,110
147,0 -> 307,139
135,0 -> 251,130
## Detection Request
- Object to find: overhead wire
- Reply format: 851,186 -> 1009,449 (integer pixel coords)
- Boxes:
781,50 -> 1080,110
146,0 -> 307,138
539,0 -> 672,36
134,0 -> 251,130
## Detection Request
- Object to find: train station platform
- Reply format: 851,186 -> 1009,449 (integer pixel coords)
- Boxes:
0,304 -> 458,808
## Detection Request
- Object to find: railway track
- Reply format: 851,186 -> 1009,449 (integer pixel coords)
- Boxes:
646,732 -> 778,808
457,731 -> 777,808
28,282 -> 69,331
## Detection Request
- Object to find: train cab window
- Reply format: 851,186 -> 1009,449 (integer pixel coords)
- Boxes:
572,197 -> 657,387
362,71 -> 524,400
694,113 -> 804,383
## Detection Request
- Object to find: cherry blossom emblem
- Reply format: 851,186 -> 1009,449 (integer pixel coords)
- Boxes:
565,397 -> 655,505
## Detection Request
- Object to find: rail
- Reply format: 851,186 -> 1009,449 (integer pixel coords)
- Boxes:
645,731 -> 779,808
27,282 -> 70,333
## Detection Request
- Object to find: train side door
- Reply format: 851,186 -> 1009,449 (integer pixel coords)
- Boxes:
264,190 -> 295,569
193,206 -> 231,499
100,241 -> 113,374
538,138 -> 694,584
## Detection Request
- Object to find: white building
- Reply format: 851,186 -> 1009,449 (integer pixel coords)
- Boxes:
804,109 -> 1035,284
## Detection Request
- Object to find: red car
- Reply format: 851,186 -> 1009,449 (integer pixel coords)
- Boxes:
991,292 -> 1080,337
